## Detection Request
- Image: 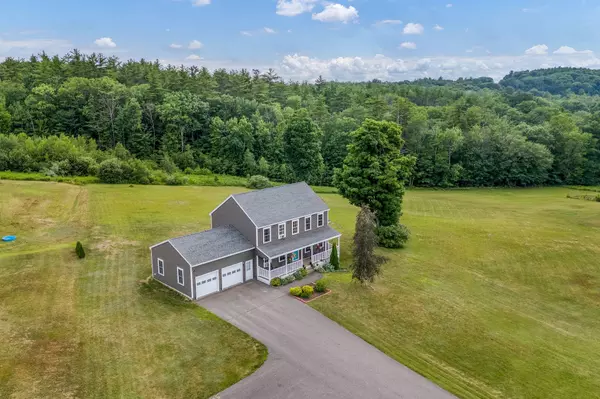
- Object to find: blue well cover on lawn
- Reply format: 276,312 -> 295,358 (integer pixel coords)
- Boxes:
2,235 -> 16,242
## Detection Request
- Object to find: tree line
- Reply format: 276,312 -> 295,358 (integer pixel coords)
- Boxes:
0,50 -> 599,187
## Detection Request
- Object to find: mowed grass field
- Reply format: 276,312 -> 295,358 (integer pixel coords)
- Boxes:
0,181 -> 266,399
313,187 -> 600,399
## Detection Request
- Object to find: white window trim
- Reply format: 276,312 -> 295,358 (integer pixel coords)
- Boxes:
263,227 -> 271,243
176,267 -> 185,286
278,223 -> 286,239
279,255 -> 286,263
292,219 -> 299,235
304,247 -> 310,254
317,212 -> 325,227
305,216 -> 311,231
157,258 -> 165,276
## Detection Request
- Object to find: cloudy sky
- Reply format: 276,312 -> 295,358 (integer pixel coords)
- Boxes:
1,0 -> 600,82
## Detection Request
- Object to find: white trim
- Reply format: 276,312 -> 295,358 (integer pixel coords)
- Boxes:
191,247 -> 255,268
149,239 -> 170,249
209,194 -> 259,227
305,216 -> 312,231
157,258 -> 165,276
263,227 -> 271,243
317,212 -> 325,227
291,219 -> 299,235
278,223 -> 286,239
279,255 -> 286,263
176,267 -> 185,286
256,209 -> 330,229
304,247 -> 311,254
267,234 -> 341,259
153,277 -> 193,300
209,195 -> 233,216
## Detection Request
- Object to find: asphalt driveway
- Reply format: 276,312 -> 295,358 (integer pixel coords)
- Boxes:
200,277 -> 455,399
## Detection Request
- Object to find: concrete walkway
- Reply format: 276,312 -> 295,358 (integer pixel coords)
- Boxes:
200,276 -> 456,399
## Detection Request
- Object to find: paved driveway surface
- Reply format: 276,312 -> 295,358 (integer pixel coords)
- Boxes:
200,279 -> 455,399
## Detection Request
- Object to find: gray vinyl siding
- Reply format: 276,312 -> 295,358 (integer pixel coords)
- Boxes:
192,249 -> 255,290
212,197 -> 257,246
257,211 -> 329,246
151,242 -> 192,298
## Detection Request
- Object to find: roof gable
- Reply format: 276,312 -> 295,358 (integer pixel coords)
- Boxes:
231,182 -> 329,227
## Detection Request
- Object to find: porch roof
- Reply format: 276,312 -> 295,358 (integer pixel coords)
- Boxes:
257,225 -> 341,258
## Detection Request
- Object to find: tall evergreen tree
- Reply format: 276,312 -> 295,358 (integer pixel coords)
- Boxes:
351,206 -> 386,284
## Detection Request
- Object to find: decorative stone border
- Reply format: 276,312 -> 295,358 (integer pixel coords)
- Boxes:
294,289 -> 332,303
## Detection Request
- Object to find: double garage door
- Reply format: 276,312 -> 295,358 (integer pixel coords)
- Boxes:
195,262 -> 247,299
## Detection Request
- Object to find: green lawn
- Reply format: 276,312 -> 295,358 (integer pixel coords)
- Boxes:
0,181 -> 265,399
313,188 -> 600,399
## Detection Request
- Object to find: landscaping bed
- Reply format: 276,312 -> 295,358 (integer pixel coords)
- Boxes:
289,279 -> 331,303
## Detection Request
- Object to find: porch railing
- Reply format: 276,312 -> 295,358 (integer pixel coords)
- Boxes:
270,259 -> 303,279
312,247 -> 333,264
257,266 -> 270,279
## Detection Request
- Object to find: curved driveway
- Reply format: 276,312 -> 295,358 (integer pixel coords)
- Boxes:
200,278 -> 455,399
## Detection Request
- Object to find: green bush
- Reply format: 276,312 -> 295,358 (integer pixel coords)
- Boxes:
75,241 -> 85,259
293,271 -> 303,281
281,276 -> 295,285
165,174 -> 187,186
314,279 -> 327,293
270,277 -> 282,287
289,286 -> 302,296
98,158 -> 124,183
301,285 -> 314,298
376,223 -> 411,249
300,267 -> 308,277
247,175 -> 272,189
330,244 -> 340,270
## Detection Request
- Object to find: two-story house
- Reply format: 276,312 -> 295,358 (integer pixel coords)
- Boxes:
149,182 -> 341,300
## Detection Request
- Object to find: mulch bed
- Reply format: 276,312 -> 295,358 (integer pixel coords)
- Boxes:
292,283 -> 332,303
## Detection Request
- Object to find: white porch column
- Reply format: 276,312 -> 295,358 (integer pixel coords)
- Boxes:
337,236 -> 341,260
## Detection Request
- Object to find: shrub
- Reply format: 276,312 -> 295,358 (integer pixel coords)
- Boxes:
301,285 -> 314,298
165,174 -> 187,186
330,244 -> 340,270
98,158 -> 124,183
376,223 -> 411,249
293,271 -> 303,281
127,159 -> 151,184
281,276 -> 295,285
289,286 -> 302,297
314,279 -> 327,293
75,241 -> 85,259
247,175 -> 272,189
270,277 -> 282,287
300,267 -> 308,278
70,156 -> 97,176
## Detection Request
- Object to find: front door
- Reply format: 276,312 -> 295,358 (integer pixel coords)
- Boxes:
245,259 -> 253,281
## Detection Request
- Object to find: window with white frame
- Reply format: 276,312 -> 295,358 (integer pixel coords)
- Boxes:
305,216 -> 311,231
263,227 -> 271,243
292,219 -> 299,235
176,267 -> 184,286
278,223 -> 286,239
157,258 -> 164,276
279,255 -> 286,263
317,212 -> 324,227
304,247 -> 310,254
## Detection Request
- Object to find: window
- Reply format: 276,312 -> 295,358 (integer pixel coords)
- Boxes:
176,267 -> 184,286
157,258 -> 164,276
304,247 -> 310,254
278,223 -> 286,239
305,216 -> 311,231
246,261 -> 252,271
279,255 -> 286,263
263,227 -> 271,243
317,212 -> 324,227
292,219 -> 299,235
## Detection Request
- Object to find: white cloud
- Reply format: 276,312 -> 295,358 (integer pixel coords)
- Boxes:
403,23 -> 424,35
170,43 -> 183,49
553,46 -> 593,55
192,0 -> 211,6
186,54 -> 203,60
276,0 -> 318,16
433,24 -> 444,31
312,4 -> 359,23
0,38 -> 72,54
94,37 -> 117,48
400,42 -> 417,50
241,31 -> 253,36
446,3 -> 453,7
374,19 -> 402,26
188,40 -> 203,49
524,44 -> 548,55
264,27 -> 276,34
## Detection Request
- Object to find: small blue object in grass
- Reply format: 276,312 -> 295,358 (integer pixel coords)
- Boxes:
2,235 -> 16,242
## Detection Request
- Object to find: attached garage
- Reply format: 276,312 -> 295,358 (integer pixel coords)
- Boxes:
195,271 -> 219,299
221,263 -> 243,290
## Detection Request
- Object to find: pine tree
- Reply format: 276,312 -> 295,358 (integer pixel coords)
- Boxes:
351,206 -> 386,284
330,243 -> 340,270
75,241 -> 86,259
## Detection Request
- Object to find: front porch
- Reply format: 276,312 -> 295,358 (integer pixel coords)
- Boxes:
257,238 -> 339,284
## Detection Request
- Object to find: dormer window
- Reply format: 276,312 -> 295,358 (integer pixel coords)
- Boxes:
278,223 -> 286,239
263,227 -> 271,243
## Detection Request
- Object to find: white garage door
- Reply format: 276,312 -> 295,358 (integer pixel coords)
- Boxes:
195,271 -> 219,299
222,263 -> 243,290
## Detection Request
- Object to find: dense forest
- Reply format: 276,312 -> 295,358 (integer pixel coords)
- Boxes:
0,50 -> 599,187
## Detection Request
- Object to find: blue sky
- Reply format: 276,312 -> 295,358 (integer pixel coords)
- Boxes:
1,0 -> 599,81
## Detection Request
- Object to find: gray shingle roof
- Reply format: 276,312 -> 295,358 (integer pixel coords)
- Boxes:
233,182 -> 329,227
257,225 -> 341,258
169,225 -> 254,266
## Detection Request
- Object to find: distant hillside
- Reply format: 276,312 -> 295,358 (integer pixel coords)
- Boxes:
499,67 -> 600,96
